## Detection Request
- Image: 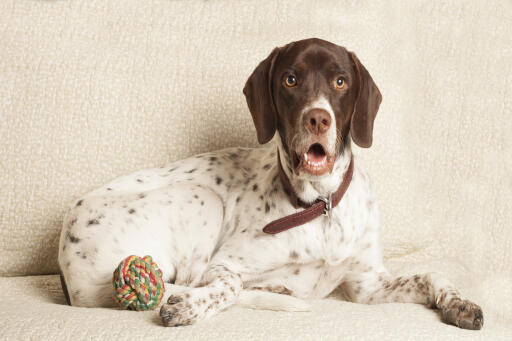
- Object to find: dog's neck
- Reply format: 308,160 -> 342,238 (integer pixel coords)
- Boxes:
276,138 -> 353,205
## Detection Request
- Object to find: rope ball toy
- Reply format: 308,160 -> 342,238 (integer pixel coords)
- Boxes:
112,255 -> 165,311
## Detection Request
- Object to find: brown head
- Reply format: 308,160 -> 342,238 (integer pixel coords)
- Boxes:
243,38 -> 382,178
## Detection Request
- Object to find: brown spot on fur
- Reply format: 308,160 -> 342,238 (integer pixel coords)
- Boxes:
366,199 -> 373,209
255,285 -> 293,295
67,232 -> 80,243
87,219 -> 99,226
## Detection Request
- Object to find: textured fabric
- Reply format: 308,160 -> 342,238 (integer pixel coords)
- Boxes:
0,0 -> 511,336
0,273 -> 510,340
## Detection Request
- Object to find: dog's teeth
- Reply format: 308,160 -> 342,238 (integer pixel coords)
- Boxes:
305,156 -> 330,170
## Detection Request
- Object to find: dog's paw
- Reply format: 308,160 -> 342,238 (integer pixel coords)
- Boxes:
159,294 -> 200,327
441,298 -> 484,330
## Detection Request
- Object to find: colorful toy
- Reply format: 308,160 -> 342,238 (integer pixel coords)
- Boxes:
112,255 -> 165,311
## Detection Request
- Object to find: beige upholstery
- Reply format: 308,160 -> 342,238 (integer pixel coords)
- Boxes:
1,0 -> 510,339
0,272 -> 510,340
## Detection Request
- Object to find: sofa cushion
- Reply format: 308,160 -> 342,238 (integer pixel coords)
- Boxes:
0,2 -> 510,336
1,274 -> 510,340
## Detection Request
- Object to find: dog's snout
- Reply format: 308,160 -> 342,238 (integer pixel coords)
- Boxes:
304,109 -> 331,135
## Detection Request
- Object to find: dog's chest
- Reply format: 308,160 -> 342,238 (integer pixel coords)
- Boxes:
237,167 -> 371,298
241,204 -> 364,298
245,242 -> 356,299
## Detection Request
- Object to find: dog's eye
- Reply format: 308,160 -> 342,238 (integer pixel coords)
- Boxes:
285,75 -> 297,87
335,77 -> 345,89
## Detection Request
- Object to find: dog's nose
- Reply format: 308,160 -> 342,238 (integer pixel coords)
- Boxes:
304,109 -> 331,135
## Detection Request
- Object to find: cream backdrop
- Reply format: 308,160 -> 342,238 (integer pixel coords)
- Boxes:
1,0 -> 511,338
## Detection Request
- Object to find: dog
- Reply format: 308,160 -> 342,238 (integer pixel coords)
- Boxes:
58,38 -> 483,330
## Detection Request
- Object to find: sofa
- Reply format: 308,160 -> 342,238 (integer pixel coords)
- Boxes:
1,0 -> 511,339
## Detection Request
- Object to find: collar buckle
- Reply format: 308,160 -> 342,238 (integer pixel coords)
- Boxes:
317,193 -> 333,218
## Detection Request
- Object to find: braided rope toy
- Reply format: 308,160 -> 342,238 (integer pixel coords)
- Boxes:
112,255 -> 165,311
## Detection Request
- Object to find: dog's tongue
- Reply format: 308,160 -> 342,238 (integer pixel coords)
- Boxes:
306,143 -> 326,162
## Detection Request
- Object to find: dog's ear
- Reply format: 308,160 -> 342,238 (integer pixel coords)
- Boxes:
348,52 -> 382,148
243,47 -> 280,144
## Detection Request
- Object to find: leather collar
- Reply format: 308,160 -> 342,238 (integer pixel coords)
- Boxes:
262,153 -> 354,234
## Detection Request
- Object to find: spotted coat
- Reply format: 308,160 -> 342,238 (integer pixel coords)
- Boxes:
59,38 -> 483,330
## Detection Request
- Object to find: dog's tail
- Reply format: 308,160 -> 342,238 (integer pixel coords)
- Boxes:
236,290 -> 311,312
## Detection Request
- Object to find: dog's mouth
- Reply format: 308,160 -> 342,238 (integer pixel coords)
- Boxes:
292,142 -> 334,176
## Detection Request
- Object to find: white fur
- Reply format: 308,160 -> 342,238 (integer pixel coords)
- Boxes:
58,121 -> 481,328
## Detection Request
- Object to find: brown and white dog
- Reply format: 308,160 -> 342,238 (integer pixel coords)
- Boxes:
58,38 -> 483,329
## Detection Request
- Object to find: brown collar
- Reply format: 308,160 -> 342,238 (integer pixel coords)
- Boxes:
262,153 -> 354,234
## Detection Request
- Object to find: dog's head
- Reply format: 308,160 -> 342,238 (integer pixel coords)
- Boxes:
244,38 -> 381,179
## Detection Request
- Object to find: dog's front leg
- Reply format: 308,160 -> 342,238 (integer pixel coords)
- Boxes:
342,271 -> 484,330
160,264 -> 242,327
